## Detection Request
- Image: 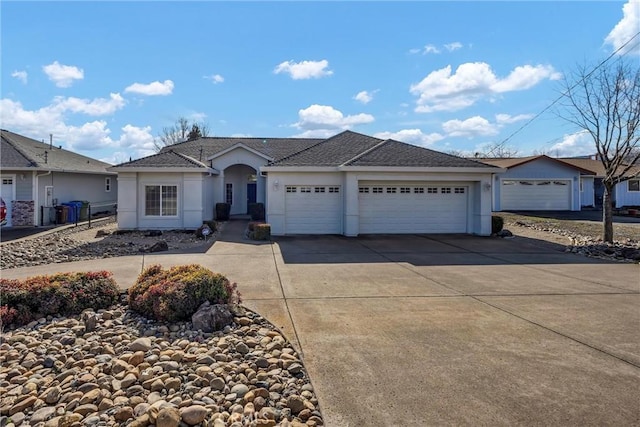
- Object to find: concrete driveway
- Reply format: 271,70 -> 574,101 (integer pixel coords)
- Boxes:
2,221 -> 639,425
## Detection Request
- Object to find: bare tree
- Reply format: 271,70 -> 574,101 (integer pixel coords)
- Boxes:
482,141 -> 519,158
154,117 -> 211,151
559,60 -> 640,242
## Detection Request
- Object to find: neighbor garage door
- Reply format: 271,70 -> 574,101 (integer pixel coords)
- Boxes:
501,179 -> 571,210
358,183 -> 468,234
284,185 -> 342,234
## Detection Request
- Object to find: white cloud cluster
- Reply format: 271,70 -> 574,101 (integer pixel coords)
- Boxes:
11,70 -> 28,84
605,0 -> 640,56
410,62 -> 561,112
274,60 -> 333,80
292,104 -> 374,137
548,131 -> 594,157
411,42 -> 464,55
52,93 -> 126,116
205,74 -> 224,84
124,80 -> 174,96
442,113 -> 532,138
353,90 -> 378,104
43,61 -> 84,88
374,129 -> 444,147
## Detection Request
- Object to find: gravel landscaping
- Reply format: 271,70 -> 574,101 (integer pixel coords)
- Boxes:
0,302 -> 323,427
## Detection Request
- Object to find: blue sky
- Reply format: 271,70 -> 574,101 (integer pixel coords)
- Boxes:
2,1 -> 639,164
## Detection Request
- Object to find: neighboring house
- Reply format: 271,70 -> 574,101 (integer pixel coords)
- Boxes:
480,155 -> 594,211
559,157 -> 640,208
481,155 -> 640,211
0,129 -> 117,227
111,130 -> 501,236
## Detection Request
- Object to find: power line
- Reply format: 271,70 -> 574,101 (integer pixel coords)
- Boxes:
498,31 -> 640,147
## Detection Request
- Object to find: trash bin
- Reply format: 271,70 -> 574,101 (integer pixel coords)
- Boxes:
71,200 -> 90,221
62,203 -> 78,223
55,206 -> 68,224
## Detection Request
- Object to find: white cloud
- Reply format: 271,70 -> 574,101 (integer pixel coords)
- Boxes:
410,62 -> 561,113
42,61 -> 84,88
374,129 -> 444,147
408,48 -> 421,55
548,131 -> 594,157
293,129 -> 338,139
274,60 -> 333,80
189,112 -> 207,122
422,44 -> 440,54
293,104 -> 374,132
442,116 -> 500,138
11,70 -> 28,84
204,74 -> 224,84
444,42 -> 463,52
52,93 -> 126,116
495,113 -> 534,124
354,90 -> 378,104
124,80 -> 174,96
605,0 -> 640,56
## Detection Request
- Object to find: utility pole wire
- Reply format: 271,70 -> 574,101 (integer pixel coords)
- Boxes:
497,31 -> 640,147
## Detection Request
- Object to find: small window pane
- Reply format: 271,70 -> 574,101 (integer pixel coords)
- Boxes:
329,187 -> 340,193
629,180 -> 640,192
454,187 -> 465,194
145,186 -> 161,216
314,187 -> 326,193
226,183 -> 233,204
300,187 -> 311,193
373,187 -> 383,194
400,187 -> 411,194
162,186 -> 178,216
359,187 -> 369,193
286,186 -> 297,193
427,187 -> 438,194
441,187 -> 452,194
386,187 -> 397,193
414,187 -> 424,194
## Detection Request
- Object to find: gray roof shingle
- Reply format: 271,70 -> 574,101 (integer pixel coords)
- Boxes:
1,129 -> 114,173
269,131 -> 384,166
114,150 -> 208,169
346,139 -> 497,168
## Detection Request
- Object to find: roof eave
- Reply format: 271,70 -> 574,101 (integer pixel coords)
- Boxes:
109,166 -> 217,174
339,166 -> 506,173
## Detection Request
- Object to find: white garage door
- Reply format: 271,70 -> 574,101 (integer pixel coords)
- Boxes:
358,184 -> 468,234
1,176 -> 15,227
284,185 -> 342,234
501,180 -> 571,211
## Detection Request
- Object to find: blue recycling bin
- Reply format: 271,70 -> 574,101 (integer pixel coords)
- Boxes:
62,202 -> 82,223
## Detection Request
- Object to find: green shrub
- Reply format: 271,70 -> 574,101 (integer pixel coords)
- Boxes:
248,203 -> 265,221
492,215 -> 504,234
251,223 -> 271,241
0,271 -> 119,329
216,203 -> 231,221
128,264 -> 241,322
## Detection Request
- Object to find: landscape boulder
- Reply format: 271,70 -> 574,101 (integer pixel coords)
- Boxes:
191,302 -> 233,332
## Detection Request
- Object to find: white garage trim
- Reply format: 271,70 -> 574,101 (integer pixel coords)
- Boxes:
1,175 -> 16,227
358,182 -> 469,234
284,185 -> 342,234
501,179 -> 571,211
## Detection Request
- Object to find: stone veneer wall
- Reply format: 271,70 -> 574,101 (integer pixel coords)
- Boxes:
12,200 -> 35,226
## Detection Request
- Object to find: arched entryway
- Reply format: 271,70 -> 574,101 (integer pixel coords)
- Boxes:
223,164 -> 258,215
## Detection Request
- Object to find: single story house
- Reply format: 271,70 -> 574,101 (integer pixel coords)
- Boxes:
1,129 -> 117,227
111,130 -> 502,236
481,155 -> 639,211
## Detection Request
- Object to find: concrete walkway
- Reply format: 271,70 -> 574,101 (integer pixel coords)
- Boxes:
2,221 -> 639,425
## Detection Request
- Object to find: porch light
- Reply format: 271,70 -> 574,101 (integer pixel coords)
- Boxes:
273,180 -> 279,190
483,182 -> 491,192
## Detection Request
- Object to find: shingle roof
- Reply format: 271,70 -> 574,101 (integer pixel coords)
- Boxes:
1,129 -> 114,173
158,136 -> 323,163
113,150 -> 209,168
269,131 -> 385,166
480,155 -> 598,175
346,139 -> 496,168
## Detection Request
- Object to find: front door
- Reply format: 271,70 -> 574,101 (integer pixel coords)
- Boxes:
246,183 -> 257,213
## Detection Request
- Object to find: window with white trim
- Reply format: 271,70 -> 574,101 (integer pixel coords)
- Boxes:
225,183 -> 233,205
427,187 -> 438,194
105,177 -> 111,192
400,187 -> 411,194
441,187 -> 452,194
286,186 -> 297,193
2,178 -> 13,185
414,187 -> 424,194
359,187 -> 369,193
454,187 -> 465,194
629,179 -> 640,192
329,187 -> 340,193
145,185 -> 177,216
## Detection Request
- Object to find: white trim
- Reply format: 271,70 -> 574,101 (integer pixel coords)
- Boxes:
261,165 -> 505,174
207,143 -> 274,162
110,166 -> 217,174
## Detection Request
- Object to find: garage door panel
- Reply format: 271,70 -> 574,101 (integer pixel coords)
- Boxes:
501,180 -> 570,210
285,186 -> 342,234
359,184 -> 468,234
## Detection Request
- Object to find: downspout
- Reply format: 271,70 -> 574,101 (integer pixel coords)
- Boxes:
34,170 -> 51,226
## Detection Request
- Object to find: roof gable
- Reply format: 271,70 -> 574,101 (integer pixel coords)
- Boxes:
111,150 -> 209,169
480,155 -> 595,175
207,143 -> 273,162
